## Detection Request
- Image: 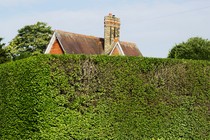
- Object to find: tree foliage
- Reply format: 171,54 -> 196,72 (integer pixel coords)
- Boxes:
168,37 -> 210,61
0,38 -> 9,64
6,22 -> 53,60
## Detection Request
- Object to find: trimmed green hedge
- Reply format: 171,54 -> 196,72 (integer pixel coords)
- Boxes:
0,55 -> 209,139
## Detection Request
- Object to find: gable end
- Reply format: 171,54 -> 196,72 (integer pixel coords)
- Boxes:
109,42 -> 125,56
45,31 -> 65,54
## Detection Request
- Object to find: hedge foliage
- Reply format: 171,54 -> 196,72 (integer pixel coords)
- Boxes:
0,55 -> 209,140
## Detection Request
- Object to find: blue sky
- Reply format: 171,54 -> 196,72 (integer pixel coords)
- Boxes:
1,0 -> 210,58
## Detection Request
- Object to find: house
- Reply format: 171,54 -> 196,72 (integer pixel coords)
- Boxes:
45,13 -> 142,56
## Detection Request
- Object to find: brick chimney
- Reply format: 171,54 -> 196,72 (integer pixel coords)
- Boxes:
104,13 -> 120,54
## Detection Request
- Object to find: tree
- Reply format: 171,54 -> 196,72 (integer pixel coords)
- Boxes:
0,38 -> 9,64
6,22 -> 53,60
168,37 -> 210,61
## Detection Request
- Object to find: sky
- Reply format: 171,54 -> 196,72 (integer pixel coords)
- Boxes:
0,0 -> 210,58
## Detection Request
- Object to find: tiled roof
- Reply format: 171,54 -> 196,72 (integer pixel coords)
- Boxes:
55,30 -> 142,56
120,41 -> 142,56
56,30 -> 104,55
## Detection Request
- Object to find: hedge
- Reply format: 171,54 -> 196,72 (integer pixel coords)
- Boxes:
0,55 -> 209,139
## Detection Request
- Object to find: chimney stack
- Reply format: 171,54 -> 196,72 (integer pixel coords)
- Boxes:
104,13 -> 120,54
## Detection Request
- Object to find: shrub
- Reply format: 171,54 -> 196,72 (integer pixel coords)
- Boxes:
0,55 -> 209,139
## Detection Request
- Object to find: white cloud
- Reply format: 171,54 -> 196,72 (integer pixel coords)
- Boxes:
0,0 -> 43,7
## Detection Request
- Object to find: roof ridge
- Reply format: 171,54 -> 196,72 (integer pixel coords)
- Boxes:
120,41 -> 136,45
55,30 -> 103,40
55,30 -> 136,44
